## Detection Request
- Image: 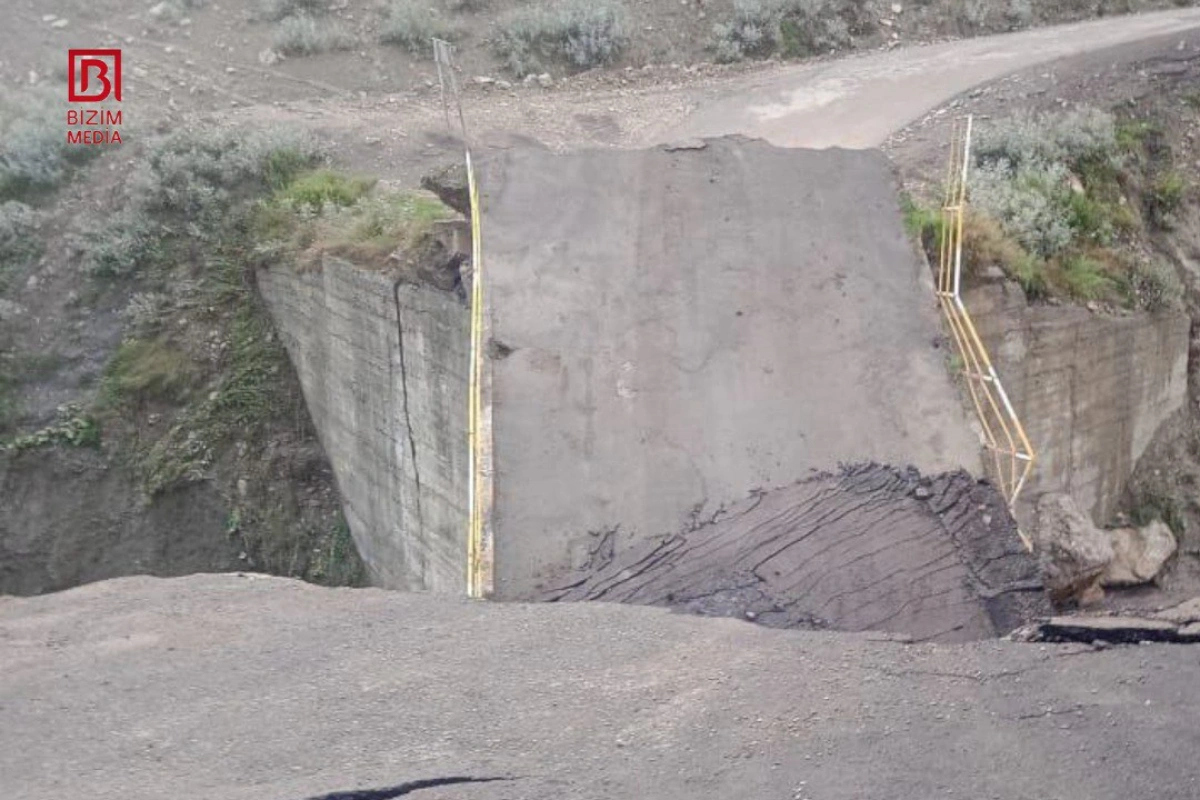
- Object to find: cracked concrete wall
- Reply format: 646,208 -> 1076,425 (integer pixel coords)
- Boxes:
257,256 -> 469,591
964,281 -> 1189,525
480,139 -> 983,599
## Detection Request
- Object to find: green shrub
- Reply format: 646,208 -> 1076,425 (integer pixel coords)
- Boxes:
1147,171 -> 1185,229
1,405 -> 100,454
120,292 -> 174,337
1005,0 -> 1033,27
255,169 -> 452,267
0,201 -> 40,293
496,0 -> 628,77
975,108 -> 1121,174
711,0 -> 851,63
275,169 -> 375,209
273,14 -> 356,55
1126,259 -> 1183,312
1011,254 -> 1049,300
78,127 -> 322,278
380,1 -> 456,52
1064,191 -> 1117,247
101,338 -> 198,407
257,0 -> 327,21
971,160 -> 1074,257
209,302 -> 289,429
0,358 -> 20,433
0,86 -> 99,201
901,196 -> 944,246
1058,254 -> 1117,301
1115,119 -> 1158,152
712,0 -> 779,62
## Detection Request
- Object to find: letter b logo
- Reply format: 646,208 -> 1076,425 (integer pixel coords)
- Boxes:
68,49 -> 122,102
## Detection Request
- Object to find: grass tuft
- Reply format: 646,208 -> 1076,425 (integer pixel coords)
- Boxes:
273,169 -> 375,210
100,338 -> 198,408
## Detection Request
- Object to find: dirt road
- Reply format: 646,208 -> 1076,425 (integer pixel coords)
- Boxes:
665,8 -> 1200,148
2,574 -> 1198,800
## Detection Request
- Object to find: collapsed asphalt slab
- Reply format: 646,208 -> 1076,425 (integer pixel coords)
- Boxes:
533,463 -> 1047,643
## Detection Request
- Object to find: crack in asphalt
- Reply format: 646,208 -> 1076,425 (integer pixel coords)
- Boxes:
302,776 -> 511,800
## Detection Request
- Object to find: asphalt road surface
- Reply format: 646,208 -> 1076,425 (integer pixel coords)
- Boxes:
3,575 -> 1199,800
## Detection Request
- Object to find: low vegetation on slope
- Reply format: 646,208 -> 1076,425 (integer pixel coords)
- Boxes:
231,0 -> 1200,85
253,169 -> 454,268
0,111 -> 385,589
906,106 -> 1188,310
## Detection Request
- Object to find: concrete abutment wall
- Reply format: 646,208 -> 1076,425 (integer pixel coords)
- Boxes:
257,256 -> 470,592
964,281 -> 1189,525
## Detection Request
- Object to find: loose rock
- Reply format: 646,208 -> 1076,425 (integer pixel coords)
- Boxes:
1033,493 -> 1113,607
1103,521 -> 1176,587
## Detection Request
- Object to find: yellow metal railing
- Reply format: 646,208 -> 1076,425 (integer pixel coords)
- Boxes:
465,147 -> 494,599
937,116 -> 1036,549
435,38 -> 492,598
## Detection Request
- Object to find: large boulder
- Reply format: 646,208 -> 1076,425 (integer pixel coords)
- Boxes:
1033,493 -> 1113,607
1103,520 -> 1176,587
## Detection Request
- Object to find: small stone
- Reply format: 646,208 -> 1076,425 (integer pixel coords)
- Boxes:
496,79 -> 512,90
364,136 -> 382,146
913,485 -> 932,499
225,66 -> 237,74
473,75 -> 495,86
745,611 -> 758,621
536,73 -> 553,88
42,14 -> 57,22
237,478 -> 249,498
891,2 -> 903,13
149,1 -> 169,18
258,48 -> 281,65
51,18 -> 70,28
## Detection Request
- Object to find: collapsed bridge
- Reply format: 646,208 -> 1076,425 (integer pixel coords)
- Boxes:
261,137 -> 1044,637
